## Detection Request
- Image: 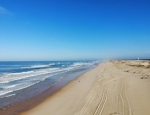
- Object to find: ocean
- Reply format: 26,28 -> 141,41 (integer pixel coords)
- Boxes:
0,60 -> 99,108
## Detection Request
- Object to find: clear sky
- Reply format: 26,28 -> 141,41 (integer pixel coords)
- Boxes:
0,0 -> 150,61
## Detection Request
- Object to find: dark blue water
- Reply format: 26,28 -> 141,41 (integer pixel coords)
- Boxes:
0,60 -> 99,108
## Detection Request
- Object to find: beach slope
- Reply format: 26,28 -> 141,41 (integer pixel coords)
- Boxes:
22,60 -> 150,115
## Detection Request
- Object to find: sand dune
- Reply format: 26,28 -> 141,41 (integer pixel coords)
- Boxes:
22,60 -> 150,115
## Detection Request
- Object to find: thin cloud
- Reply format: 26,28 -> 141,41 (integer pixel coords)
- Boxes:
0,6 -> 8,14
0,6 -> 13,15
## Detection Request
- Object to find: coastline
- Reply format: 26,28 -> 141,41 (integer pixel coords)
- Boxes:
1,60 -> 150,115
21,62 -> 103,115
0,63 -> 97,115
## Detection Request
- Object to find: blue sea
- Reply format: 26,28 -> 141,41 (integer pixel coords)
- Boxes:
0,60 -> 99,108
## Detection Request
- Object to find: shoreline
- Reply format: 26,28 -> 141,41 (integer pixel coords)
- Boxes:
21,62 -> 104,115
0,65 -> 97,115
1,60 -> 150,115
22,60 -> 150,115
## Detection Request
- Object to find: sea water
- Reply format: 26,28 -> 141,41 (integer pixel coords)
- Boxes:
0,60 -> 99,108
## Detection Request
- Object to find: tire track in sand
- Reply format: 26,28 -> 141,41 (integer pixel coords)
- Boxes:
93,84 -> 108,115
77,64 -> 106,115
109,78 -> 132,115
93,77 -> 124,115
78,62 -> 133,115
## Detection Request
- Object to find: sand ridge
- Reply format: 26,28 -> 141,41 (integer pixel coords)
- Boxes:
22,60 -> 150,115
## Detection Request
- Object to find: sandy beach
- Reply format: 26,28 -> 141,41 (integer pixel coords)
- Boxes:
1,0 -> 149,115
20,60 -> 150,115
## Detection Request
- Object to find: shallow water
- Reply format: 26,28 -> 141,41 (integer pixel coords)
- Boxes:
0,61 -> 99,108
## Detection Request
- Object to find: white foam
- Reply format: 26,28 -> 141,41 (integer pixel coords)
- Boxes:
0,63 -> 94,84
0,93 -> 15,98
0,68 -> 59,83
0,68 -> 75,96
72,62 -> 94,67
22,64 -> 51,69
0,61 -> 96,97
4,84 -> 18,89
3,66 -> 77,82
0,90 -> 13,96
0,80 -> 10,83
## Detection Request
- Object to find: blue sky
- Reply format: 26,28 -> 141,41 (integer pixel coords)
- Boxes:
0,0 -> 150,61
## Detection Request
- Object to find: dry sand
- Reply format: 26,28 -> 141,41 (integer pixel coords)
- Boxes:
21,60 -> 150,115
